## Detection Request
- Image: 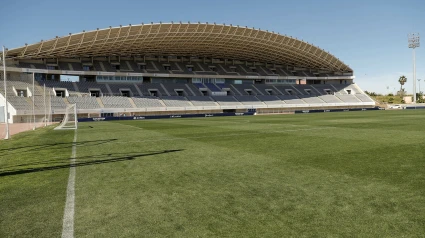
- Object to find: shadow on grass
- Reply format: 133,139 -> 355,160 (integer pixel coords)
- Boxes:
0,139 -> 118,155
0,149 -> 183,177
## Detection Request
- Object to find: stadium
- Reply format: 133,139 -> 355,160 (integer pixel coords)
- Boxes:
1,22 -> 424,238
0,22 -> 375,125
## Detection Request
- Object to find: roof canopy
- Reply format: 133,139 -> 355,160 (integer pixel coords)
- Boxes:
3,22 -> 352,72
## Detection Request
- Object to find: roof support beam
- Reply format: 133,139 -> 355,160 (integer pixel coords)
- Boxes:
5,23 -> 351,72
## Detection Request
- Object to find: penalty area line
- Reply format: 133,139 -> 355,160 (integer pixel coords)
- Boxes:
61,129 -> 77,238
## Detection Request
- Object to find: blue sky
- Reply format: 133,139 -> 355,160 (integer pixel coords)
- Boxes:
1,0 -> 424,94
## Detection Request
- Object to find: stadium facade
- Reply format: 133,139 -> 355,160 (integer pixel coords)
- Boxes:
0,22 -> 374,123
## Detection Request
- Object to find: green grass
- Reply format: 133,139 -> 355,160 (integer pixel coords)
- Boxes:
1,110 -> 425,237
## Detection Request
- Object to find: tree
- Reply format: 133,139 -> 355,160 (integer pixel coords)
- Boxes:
398,75 -> 407,96
416,92 -> 424,103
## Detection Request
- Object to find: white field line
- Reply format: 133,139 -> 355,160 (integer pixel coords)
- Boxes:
113,127 -> 333,144
62,130 -> 77,238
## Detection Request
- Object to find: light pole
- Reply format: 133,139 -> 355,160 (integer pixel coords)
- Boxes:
408,33 -> 420,103
2,46 -> 10,139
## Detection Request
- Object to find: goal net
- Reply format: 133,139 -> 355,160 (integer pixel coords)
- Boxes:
54,104 -> 78,130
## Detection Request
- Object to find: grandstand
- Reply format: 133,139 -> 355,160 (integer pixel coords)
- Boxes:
0,22 -> 374,123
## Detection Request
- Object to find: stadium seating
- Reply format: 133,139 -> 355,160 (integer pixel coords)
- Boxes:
293,85 -> 319,95
214,64 -> 239,75
127,61 -> 145,73
67,96 -> 101,109
59,62 -> 71,71
256,95 -> 283,105
212,96 -> 242,106
1,77 -> 375,114
76,82 -> 109,95
10,60 -> 358,79
337,95 -> 362,103
185,84 -> 203,96
298,95 -> 325,104
186,96 -> 217,106
137,83 -> 168,96
46,96 -> 68,110
101,96 -> 133,108
331,84 -> 350,94
277,95 -> 306,104
274,85 -> 299,95
237,65 -> 260,76
355,94 -> 375,102
118,61 -> 132,71
149,61 -> 169,73
204,83 -> 222,92
70,62 -> 84,71
253,85 -> 279,96
161,96 -> 192,107
162,83 -> 190,96
275,67 -> 294,76
310,84 -> 337,95
232,84 -> 261,95
6,96 -> 33,110
132,97 -> 164,108
319,95 -> 343,103
108,83 -> 139,96
43,81 -> 79,96
234,96 -> 265,105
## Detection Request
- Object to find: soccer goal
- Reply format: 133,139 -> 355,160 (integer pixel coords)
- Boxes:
54,104 -> 78,130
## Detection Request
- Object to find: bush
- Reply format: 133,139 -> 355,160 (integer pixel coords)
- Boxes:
416,93 -> 424,103
388,93 -> 394,96
388,98 -> 394,103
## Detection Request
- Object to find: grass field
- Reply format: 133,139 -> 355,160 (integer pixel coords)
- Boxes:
1,110 -> 425,237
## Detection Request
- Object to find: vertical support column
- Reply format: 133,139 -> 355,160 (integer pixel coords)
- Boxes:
32,72 -> 36,130
74,104 -> 78,129
44,84 -> 47,127
2,46 -> 9,139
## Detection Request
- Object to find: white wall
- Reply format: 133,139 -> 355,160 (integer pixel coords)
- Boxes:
0,93 -> 17,123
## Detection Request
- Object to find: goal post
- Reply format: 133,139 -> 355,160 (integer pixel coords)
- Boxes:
54,104 -> 78,130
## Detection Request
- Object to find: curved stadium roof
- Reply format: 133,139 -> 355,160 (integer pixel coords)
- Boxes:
3,22 -> 352,72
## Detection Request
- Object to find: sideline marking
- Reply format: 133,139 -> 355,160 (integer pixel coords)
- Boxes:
62,130 -> 77,238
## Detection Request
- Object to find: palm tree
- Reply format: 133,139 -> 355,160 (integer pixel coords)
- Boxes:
398,75 -> 407,96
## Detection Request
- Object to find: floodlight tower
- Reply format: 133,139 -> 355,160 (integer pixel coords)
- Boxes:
408,33 -> 420,103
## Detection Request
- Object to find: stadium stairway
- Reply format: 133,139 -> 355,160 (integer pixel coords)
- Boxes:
291,86 -> 304,95
271,86 -> 285,95
34,84 -> 46,97
185,84 -> 197,96
63,97 -> 70,105
309,85 -> 324,95
104,84 -> 114,95
160,84 -> 171,96
128,98 -> 138,108
330,84 -> 343,94
230,84 -> 243,96
158,98 -> 167,107
133,84 -> 144,96
72,82 -> 81,95
251,85 -> 264,95
96,97 -> 105,107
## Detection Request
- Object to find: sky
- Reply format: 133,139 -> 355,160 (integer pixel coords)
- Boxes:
1,0 -> 424,94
